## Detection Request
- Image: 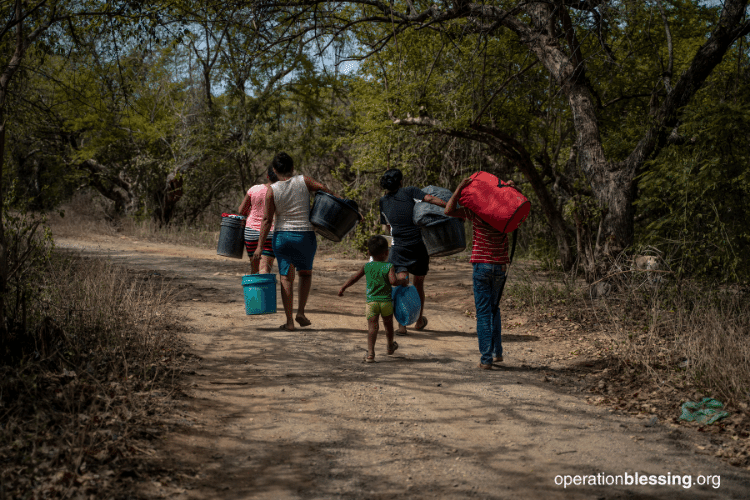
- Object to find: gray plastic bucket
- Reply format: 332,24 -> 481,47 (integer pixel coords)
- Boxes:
309,192 -> 360,242
217,214 -> 246,259
421,219 -> 466,257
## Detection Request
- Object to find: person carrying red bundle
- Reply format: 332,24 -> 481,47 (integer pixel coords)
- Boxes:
444,177 -> 515,370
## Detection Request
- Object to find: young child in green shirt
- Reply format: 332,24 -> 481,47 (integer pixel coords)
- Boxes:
339,235 -> 407,363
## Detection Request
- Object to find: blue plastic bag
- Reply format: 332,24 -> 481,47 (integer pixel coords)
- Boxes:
392,285 -> 421,326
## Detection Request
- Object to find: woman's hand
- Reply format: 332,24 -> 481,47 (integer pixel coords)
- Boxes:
252,247 -> 263,262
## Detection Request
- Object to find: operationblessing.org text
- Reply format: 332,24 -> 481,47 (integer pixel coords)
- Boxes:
554,472 -> 721,489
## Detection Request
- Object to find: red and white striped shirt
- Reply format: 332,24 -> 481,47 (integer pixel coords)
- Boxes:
466,211 -> 509,265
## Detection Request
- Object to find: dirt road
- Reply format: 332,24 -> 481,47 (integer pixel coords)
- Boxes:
57,235 -> 750,499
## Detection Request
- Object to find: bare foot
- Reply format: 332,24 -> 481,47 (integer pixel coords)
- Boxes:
280,323 -> 295,331
295,315 -> 311,327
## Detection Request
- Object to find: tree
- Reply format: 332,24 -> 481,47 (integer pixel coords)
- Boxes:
0,0 -> 157,347
270,0 -> 750,279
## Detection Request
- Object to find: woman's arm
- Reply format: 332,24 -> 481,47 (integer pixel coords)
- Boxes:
238,192 -> 252,216
422,194 -> 447,208
253,187 -> 275,261
388,266 -> 408,287
444,178 -> 472,218
303,175 -> 339,198
339,266 -> 365,296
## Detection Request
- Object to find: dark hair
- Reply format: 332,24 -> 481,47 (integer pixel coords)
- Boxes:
380,169 -> 403,192
367,235 -> 389,257
270,152 -> 294,175
267,166 -> 279,183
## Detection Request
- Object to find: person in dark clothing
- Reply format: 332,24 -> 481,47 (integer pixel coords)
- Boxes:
379,169 -> 447,334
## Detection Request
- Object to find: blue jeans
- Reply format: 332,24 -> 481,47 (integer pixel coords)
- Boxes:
472,263 -> 506,365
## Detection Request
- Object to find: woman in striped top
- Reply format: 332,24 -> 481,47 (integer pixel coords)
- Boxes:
444,177 -> 513,370
238,166 -> 278,274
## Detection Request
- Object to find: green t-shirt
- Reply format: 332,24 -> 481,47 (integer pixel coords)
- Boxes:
364,261 -> 393,302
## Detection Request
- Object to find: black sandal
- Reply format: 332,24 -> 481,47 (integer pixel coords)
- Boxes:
387,341 -> 399,355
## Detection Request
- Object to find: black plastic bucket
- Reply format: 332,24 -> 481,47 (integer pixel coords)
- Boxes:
309,192 -> 361,242
421,219 -> 466,257
217,214 -> 246,259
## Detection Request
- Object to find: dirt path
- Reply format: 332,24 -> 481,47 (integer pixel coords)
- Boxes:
57,235 -> 750,499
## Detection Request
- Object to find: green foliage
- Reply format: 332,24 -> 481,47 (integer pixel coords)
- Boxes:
3,0 -> 750,285
637,101 -> 750,282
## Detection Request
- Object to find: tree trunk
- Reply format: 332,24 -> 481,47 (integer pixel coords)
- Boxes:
161,172 -> 184,225
0,119 -> 7,346
520,0 -> 750,266
81,159 -> 133,215
0,0 -> 24,347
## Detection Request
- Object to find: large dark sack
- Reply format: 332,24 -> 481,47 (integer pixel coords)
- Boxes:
413,185 -> 452,226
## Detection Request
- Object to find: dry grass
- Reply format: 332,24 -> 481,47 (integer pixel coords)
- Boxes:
506,257 -> 749,409
0,252 -> 184,498
48,190 -> 402,259
605,284 -> 749,404
590,258 -> 750,409
47,191 -> 119,238
118,217 -> 219,250
505,261 -> 586,318
49,190 -> 220,250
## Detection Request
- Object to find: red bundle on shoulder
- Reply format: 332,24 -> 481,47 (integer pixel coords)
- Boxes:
458,171 -> 530,233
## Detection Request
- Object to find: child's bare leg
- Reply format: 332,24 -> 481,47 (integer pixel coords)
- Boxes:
383,314 -> 396,353
367,316 -> 380,359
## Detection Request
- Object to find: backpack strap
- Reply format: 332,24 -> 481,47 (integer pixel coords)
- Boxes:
509,229 -> 518,264
498,229 -> 517,301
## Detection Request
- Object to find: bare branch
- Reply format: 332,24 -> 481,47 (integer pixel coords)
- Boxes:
654,0 -> 673,92
473,60 -> 539,125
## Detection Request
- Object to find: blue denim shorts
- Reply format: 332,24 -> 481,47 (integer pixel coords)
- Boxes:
273,231 -> 318,276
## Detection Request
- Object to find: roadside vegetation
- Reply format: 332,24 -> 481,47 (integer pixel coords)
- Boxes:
505,260 -> 750,467
0,203 -> 185,497
2,0 -> 750,493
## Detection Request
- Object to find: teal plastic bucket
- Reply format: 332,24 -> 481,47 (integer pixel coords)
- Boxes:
392,285 -> 421,326
242,274 -> 277,315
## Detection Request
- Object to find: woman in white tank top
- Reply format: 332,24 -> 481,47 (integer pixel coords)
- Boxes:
253,152 -> 342,331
